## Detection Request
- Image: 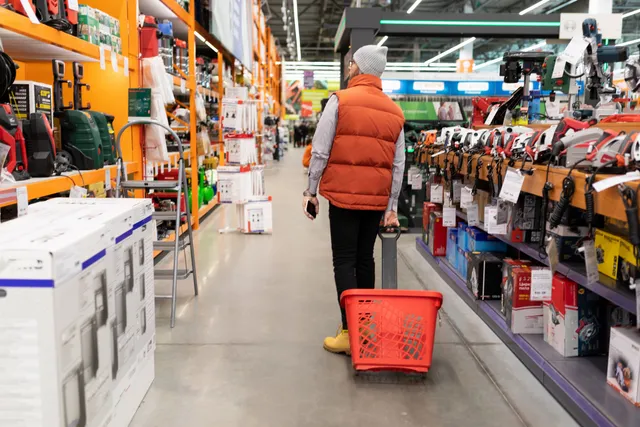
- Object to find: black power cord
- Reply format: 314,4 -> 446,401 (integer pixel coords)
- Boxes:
619,183 -> 640,269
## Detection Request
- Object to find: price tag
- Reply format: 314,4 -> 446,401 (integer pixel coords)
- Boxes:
181,79 -> 186,94
16,186 -> 28,217
430,184 -> 443,204
460,186 -> 474,208
592,171 -> 640,193
552,57 -> 566,79
111,51 -> 119,73
411,173 -> 422,190
582,240 -> 600,285
546,236 -> 560,273
67,0 -> 78,11
559,36 -> 589,65
19,0 -> 40,24
105,168 -> 111,190
124,57 -> 129,76
485,205 -> 507,235
530,268 -> 553,301
69,186 -> 87,198
453,180 -> 462,203
466,203 -> 479,226
499,167 -> 525,204
99,46 -> 106,70
443,207 -> 456,227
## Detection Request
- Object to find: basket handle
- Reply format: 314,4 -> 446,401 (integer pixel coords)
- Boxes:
378,226 -> 401,240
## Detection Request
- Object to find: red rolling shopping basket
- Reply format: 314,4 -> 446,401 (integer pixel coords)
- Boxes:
340,289 -> 443,373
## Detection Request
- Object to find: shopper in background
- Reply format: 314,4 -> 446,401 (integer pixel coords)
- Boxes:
302,140 -> 312,169
294,123 -> 302,147
302,44 -> 406,355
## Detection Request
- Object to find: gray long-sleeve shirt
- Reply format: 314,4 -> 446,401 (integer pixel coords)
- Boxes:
307,95 -> 405,212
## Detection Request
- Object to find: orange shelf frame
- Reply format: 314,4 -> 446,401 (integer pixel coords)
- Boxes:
0,162 -> 141,208
158,0 -> 193,26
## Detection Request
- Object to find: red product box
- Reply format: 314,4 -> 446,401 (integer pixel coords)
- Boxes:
504,266 -> 544,334
422,202 -> 441,242
501,258 -> 533,315
428,211 -> 447,257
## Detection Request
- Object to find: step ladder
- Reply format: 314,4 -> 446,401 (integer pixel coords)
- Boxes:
114,119 -> 198,328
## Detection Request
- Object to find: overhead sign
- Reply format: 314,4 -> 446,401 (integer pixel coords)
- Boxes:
303,70 -> 314,89
457,81 -> 490,95
559,13 -> 623,39
411,81 -> 448,95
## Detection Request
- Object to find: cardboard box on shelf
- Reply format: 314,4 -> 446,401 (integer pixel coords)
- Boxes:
501,258 -> 533,316
504,266 -> 544,334
618,238 -> 640,291
466,252 -> 504,300
9,81 -> 53,125
544,274 -> 607,357
607,327 -> 640,406
595,229 -> 621,280
457,221 -> 469,251
428,211 -> 447,257
456,247 -> 468,279
422,202 -> 440,243
466,227 -> 508,253
446,228 -> 458,267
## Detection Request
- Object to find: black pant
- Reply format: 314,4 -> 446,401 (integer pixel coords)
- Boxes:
329,204 -> 382,330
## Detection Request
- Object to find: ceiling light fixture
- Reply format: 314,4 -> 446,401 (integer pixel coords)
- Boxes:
407,0 -> 422,14
380,19 -> 560,27
194,31 -> 206,43
522,41 -> 547,51
377,35 -> 388,47
474,57 -> 502,70
618,37 -> 640,47
544,0 -> 577,14
424,37 -> 476,65
205,41 -> 219,53
623,8 -> 640,18
519,0 -> 551,15
293,0 -> 301,61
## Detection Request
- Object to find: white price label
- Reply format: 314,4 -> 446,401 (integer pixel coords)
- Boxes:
105,168 -> 111,190
67,0 -> 78,11
552,57 -> 566,79
559,36 -> 589,65
530,268 -> 553,301
460,186 -> 474,208
181,79 -> 186,94
19,0 -> 40,24
453,180 -> 462,203
111,51 -> 119,73
16,187 -> 28,217
485,205 -> 507,235
99,46 -> 106,70
499,167 -> 525,204
583,240 -> 600,285
546,236 -> 560,273
69,186 -> 87,198
430,184 -> 443,204
411,173 -> 422,190
466,203 -> 479,226
592,171 -> 640,193
124,57 -> 129,76
443,207 -> 456,227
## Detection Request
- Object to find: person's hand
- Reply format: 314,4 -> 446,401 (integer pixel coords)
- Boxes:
303,194 -> 319,220
384,210 -> 399,227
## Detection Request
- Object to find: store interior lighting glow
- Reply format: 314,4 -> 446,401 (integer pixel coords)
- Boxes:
623,8 -> 640,18
544,0 -> 577,14
205,41 -> 218,53
618,37 -> 640,47
424,37 -> 475,65
522,41 -> 547,51
380,19 -> 560,27
428,63 -> 457,67
194,31 -> 206,43
377,36 -> 388,47
293,0 -> 301,61
474,41 -> 546,69
407,0 -> 422,14
519,0 -> 551,15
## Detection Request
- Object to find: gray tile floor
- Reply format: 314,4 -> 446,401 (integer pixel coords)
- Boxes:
130,148 -> 579,427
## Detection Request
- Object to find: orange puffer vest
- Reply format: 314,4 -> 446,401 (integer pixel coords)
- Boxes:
319,74 -> 405,211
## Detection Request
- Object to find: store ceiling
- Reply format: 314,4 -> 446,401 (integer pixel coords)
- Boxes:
264,0 -> 640,64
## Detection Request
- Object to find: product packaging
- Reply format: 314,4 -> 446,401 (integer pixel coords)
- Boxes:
446,228 -> 458,267
217,165 -> 252,203
428,211 -> 447,257
457,221 -> 469,251
9,81 -> 53,125
607,327 -> 640,406
422,202 -> 440,243
595,229 -> 622,280
78,4 -> 99,45
466,252 -> 504,300
546,224 -> 590,263
504,266 -> 544,334
466,227 -> 508,253
236,196 -> 273,234
456,247 -> 468,278
500,258 -> 533,316
544,274 -> 606,357
618,238 -> 640,290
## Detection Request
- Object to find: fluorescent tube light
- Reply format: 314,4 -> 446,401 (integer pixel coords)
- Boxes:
545,0 -> 577,14
519,0 -> 551,15
424,38 -> 476,65
293,0 -> 301,61
380,19 -> 560,27
474,57 -> 502,70
205,41 -> 218,53
407,0 -> 422,14
522,41 -> 547,51
618,37 -> 640,47
623,9 -> 640,18
194,32 -> 206,43
377,36 -> 388,47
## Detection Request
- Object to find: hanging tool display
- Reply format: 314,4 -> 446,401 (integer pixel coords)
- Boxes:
52,60 -> 103,171
35,0 -> 77,33
72,62 -> 116,165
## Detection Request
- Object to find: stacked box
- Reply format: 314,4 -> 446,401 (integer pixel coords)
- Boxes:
237,197 -> 273,234
618,238 -> 640,290
422,202 -> 440,243
547,224 -> 589,263
0,198 -> 156,427
78,5 -> 99,45
544,274 -> 606,357
457,221 -> 468,251
607,327 -> 640,406
428,211 -> 447,257
467,227 -> 508,253
446,228 -> 458,267
96,9 -> 112,51
466,252 -> 504,300
9,81 -> 53,125
501,259 -> 533,316
504,266 -> 544,334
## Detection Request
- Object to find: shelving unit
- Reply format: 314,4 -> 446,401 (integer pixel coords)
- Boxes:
416,236 -> 639,427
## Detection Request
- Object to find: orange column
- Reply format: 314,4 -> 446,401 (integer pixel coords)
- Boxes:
188,8 -> 199,229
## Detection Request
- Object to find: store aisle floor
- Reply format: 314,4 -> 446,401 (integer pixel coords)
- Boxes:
130,149 -> 579,427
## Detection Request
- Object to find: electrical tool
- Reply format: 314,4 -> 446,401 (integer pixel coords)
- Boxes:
35,0 -> 76,33
565,129 -> 618,168
501,51 -> 552,118
22,112 -> 56,177
53,60 -> 103,170
472,96 -> 507,126
0,104 -> 29,180
72,62 -> 116,164
0,0 -> 35,16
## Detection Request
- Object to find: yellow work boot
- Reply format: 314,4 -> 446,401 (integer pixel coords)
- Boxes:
323,329 -> 351,355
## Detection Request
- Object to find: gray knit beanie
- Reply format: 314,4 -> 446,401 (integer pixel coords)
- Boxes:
353,45 -> 388,78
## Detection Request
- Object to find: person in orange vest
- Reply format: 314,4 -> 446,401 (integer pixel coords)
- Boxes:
302,140 -> 312,168
302,45 -> 406,355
